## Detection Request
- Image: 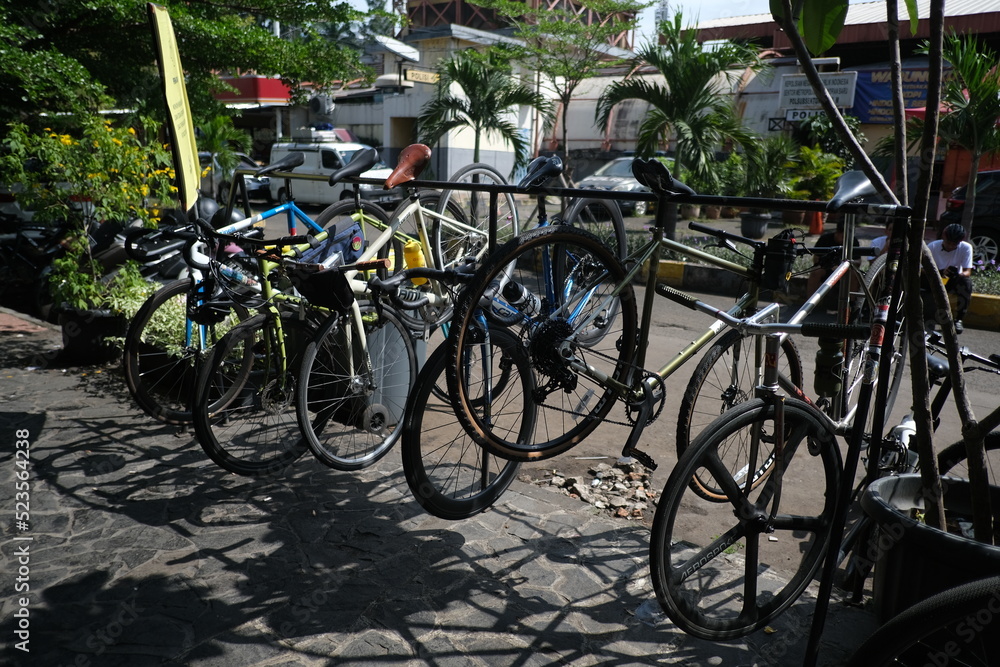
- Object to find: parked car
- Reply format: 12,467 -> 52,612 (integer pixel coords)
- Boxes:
199,152 -> 272,204
268,142 -> 404,208
576,157 -> 653,217
938,169 -> 1000,264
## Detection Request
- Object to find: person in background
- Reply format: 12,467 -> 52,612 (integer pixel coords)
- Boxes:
924,222 -> 974,333
868,217 -> 892,262
807,214 -> 858,310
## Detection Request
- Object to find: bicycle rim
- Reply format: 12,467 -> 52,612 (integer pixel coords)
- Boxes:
192,312 -> 312,477
402,329 -> 527,520
297,303 -> 416,471
650,398 -> 841,640
676,330 -> 804,501
434,163 -> 518,270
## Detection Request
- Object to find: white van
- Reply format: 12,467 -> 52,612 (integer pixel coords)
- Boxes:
268,142 -> 404,208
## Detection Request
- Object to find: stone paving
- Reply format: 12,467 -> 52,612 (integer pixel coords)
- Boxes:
0,307 -> 877,666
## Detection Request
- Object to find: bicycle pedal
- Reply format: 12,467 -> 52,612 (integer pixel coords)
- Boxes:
625,448 -> 657,471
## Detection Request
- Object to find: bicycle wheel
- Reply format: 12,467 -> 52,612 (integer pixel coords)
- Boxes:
676,329 -> 804,501
402,328 -> 528,520
561,196 -> 627,261
937,431 -> 1000,485
433,163 -> 519,270
447,224 -> 637,461
192,311 -> 315,476
123,278 -> 247,425
846,576 -> 1000,666
842,253 -> 907,432
296,302 -> 416,471
649,397 -> 841,640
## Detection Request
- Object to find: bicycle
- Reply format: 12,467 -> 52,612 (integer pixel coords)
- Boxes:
443,162 -> 898,473
188,220 -> 415,477
122,151 -> 358,425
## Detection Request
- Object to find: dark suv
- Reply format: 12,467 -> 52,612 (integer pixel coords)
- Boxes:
939,169 -> 1000,264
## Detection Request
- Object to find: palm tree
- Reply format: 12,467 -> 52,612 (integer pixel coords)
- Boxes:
196,115 -> 250,199
595,12 -> 764,184
935,32 -> 1000,235
418,50 -> 554,172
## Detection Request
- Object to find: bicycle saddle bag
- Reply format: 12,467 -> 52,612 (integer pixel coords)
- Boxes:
762,228 -> 798,292
298,219 -> 366,267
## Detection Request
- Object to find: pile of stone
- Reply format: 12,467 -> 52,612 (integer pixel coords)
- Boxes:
527,459 -> 658,520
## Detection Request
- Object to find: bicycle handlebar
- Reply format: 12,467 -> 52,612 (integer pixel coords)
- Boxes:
925,332 -> 1000,372
688,221 -> 764,250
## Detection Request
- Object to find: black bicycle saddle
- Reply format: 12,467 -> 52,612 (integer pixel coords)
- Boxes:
256,151 -> 305,178
827,170 -> 878,211
328,147 -> 380,185
631,158 -> 696,195
517,155 -> 563,190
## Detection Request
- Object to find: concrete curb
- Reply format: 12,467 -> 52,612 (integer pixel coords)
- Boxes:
650,260 -> 1000,332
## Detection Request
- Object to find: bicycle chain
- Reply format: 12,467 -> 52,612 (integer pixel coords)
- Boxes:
530,336 -> 665,429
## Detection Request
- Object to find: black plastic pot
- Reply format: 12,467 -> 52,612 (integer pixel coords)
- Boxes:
862,473 -> 1000,621
739,212 -> 771,239
58,307 -> 128,365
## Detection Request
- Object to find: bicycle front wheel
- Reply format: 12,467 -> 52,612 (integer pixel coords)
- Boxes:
447,224 -> 637,462
676,329 -> 804,501
937,431 -> 1000,484
192,312 -> 315,476
846,576 -> 1000,666
402,327 -> 528,520
434,163 -> 519,269
123,278 -> 247,425
297,302 -> 416,471
650,397 -> 841,640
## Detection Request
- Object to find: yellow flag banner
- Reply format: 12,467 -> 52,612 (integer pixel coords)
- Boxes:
148,3 -> 200,213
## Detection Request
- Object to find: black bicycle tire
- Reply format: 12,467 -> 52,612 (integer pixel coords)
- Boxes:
937,431 -> 1000,483
296,302 -> 416,471
675,329 -> 804,501
447,224 -> 637,462
192,313 -> 312,477
649,397 -> 841,640
123,278 -> 248,425
846,575 -> 1000,666
560,196 -> 627,261
402,329 -> 528,520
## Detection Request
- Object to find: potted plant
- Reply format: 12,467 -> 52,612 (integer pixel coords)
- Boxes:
1,115 -> 175,362
786,145 -> 844,227
740,135 -> 798,238
717,152 -> 745,219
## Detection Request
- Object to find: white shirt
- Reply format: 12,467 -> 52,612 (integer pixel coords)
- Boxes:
927,239 -> 974,272
869,235 -> 888,260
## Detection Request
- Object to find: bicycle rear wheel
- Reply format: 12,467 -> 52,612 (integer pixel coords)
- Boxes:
676,329 -> 804,501
434,163 -> 519,269
650,397 -> 841,640
192,311 -> 315,476
402,328 -> 528,520
123,278 -> 247,425
561,196 -> 627,261
296,302 -> 416,471
447,224 -> 637,461
846,576 -> 1000,666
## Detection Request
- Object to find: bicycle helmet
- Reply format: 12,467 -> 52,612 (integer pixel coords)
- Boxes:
942,223 -> 966,243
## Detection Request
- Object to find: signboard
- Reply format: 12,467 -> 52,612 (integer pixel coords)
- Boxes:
147,3 -> 200,212
779,71 -> 857,110
786,108 -> 825,122
405,69 -> 439,84
849,65 -> 941,124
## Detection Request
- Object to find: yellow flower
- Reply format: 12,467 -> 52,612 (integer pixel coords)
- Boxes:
111,138 -> 122,146
59,135 -> 73,146
128,128 -> 136,135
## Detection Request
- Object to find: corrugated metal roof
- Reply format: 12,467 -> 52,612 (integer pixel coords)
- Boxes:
697,0 -> 999,30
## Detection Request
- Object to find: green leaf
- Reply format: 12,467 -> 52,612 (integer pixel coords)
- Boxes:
799,0 -> 849,55
903,0 -> 919,36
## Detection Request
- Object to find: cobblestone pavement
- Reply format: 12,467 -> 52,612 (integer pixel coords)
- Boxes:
0,307 -> 877,666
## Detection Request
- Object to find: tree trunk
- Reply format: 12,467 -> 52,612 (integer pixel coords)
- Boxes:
962,152 -> 981,237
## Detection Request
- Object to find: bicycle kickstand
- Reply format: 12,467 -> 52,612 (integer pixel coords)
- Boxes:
620,378 -> 659,471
